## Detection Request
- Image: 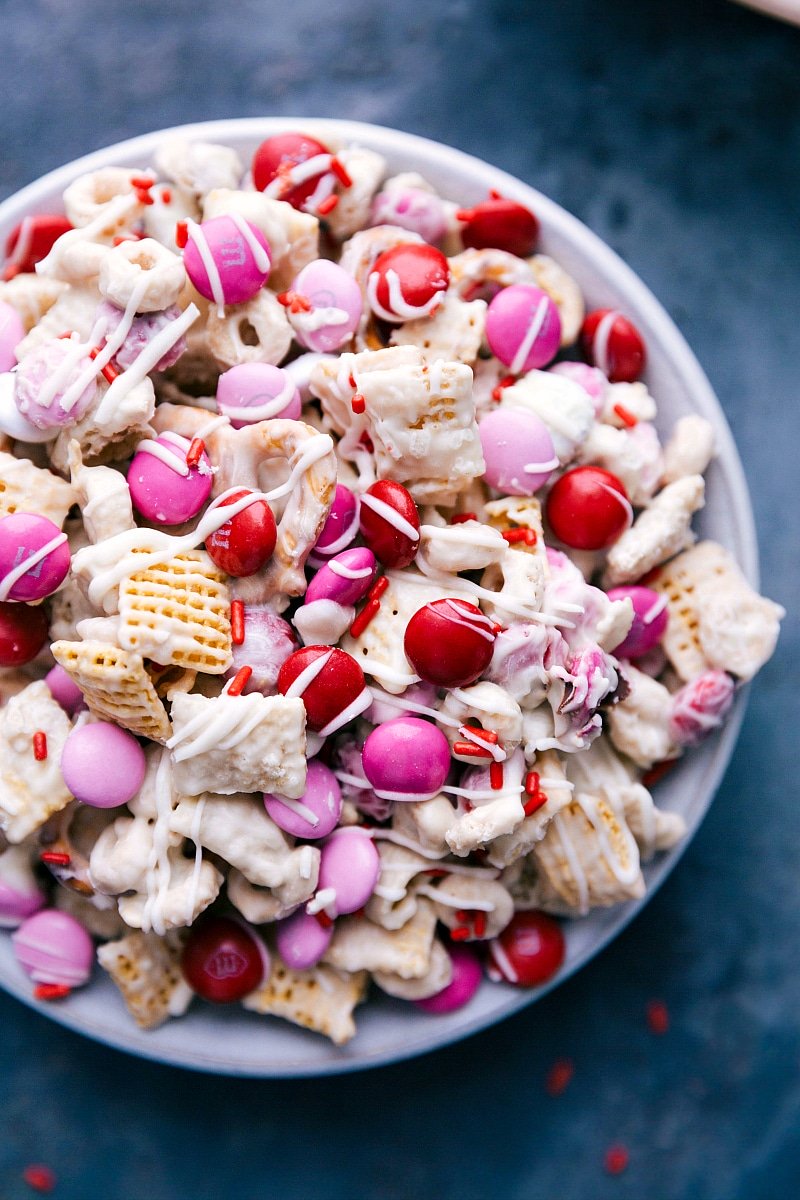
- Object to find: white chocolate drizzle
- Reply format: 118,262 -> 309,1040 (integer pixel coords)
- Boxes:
509,294 -> 550,375
186,219 -> 226,315
141,749 -> 176,936
358,492 -> 420,542
366,268 -> 442,323
592,310 -> 619,377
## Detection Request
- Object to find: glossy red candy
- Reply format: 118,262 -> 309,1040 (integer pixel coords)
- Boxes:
204,489 -> 277,577
181,916 -> 265,1003
368,243 -> 449,322
277,645 -> 370,734
489,911 -> 565,987
545,465 -> 631,551
3,214 -> 72,279
358,480 -> 420,569
0,601 -> 49,667
458,196 -> 539,257
404,598 -> 496,688
252,132 -> 332,208
581,308 -> 646,383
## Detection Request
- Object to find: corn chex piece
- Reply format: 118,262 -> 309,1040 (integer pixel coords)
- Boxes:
117,548 -> 232,674
0,450 -> 77,529
650,540 -> 784,683
50,639 -> 171,742
97,930 -> 192,1030
243,960 -> 368,1046
0,681 -> 73,843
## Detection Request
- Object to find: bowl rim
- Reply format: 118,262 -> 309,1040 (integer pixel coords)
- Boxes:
0,117 -> 758,1076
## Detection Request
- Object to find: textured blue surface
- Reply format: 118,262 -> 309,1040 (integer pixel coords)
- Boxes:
0,0 -> 797,1195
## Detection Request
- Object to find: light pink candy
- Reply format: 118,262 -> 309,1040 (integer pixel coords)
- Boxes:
365,681 -> 439,725
97,301 -> 187,372
225,606 -> 296,695
183,216 -> 271,306
12,909 -> 94,988
606,586 -> 669,659
45,664 -> 86,715
275,907 -> 333,971
414,945 -> 483,1014
485,285 -> 561,373
216,363 -> 301,428
371,186 -> 447,244
0,300 -> 24,372
0,853 -> 46,929
305,547 -> 377,608
264,760 -> 342,840
13,338 -> 97,429
288,260 -> 362,353
310,484 -> 359,562
128,434 -> 213,524
60,721 -> 147,809
550,361 -> 607,414
361,717 -> 451,801
479,406 -> 557,495
317,828 -> 381,915
0,512 -> 70,602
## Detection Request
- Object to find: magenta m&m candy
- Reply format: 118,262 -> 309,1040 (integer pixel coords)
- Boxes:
216,362 -> 301,428
181,915 -> 267,1003
367,243 -> 450,323
414,945 -> 483,1014
45,664 -> 86,716
0,512 -> 70,603
317,827 -> 381,915
183,215 -> 271,309
310,483 -> 360,563
128,433 -> 213,525
0,847 -> 47,928
305,547 -> 377,608
456,196 -> 539,258
13,337 -> 97,430
252,132 -> 334,209
606,586 -> 669,659
370,183 -> 447,244
358,480 -> 420,569
275,907 -> 333,971
581,308 -> 646,383
204,488 -> 277,577
361,716 -> 451,801
60,721 -> 147,808
277,645 -> 371,734
485,284 -> 561,374
283,260 -> 362,353
487,911 -> 565,987
0,301 -> 24,372
545,465 -> 632,551
404,598 -> 497,688
0,601 -> 48,667
265,759 -> 342,839
549,361 -> 607,415
479,406 -> 558,495
12,909 -> 94,989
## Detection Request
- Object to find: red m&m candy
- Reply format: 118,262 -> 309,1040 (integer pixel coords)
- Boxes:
3,213 -> 72,279
181,916 -> 266,1003
358,480 -> 420,569
545,466 -> 632,550
252,132 -> 333,209
0,600 -> 48,667
367,243 -> 449,323
404,598 -> 497,688
204,489 -> 277,577
278,645 -> 371,735
457,196 -> 539,258
488,911 -> 565,987
581,308 -> 646,383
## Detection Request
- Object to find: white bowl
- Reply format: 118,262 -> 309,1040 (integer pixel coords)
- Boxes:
0,118 -> 758,1076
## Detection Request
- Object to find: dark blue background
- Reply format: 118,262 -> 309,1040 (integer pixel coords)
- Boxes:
0,1 -> 797,1196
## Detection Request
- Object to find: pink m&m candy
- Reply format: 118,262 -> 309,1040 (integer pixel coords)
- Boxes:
14,337 -> 97,430
45,664 -> 86,716
12,908 -> 94,988
0,512 -> 70,603
128,433 -> 213,524
183,215 -> 271,307
606,586 -> 669,659
305,547 -> 377,608
317,828 -> 381,915
669,669 -> 735,747
362,717 -> 451,801
0,300 -> 24,372
265,759 -> 342,839
550,361 -> 607,415
216,363 -> 301,428
371,184 -> 448,244
414,945 -> 483,1014
275,907 -> 333,971
60,722 -> 147,808
284,260 -> 362,353
485,284 -> 561,373
310,483 -> 360,562
0,847 -> 46,928
479,406 -> 557,495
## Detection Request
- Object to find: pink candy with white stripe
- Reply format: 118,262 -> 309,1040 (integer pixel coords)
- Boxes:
485,284 -> 561,373
12,909 -> 94,988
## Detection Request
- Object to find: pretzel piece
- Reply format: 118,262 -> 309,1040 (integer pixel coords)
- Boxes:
323,900 -> 438,980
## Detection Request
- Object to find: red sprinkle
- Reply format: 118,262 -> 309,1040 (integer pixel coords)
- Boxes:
185,437 -> 205,468
613,402 -> 638,428
135,187 -> 155,206
423,868 -> 448,878
175,221 -> 189,249
351,392 -> 366,415
450,925 -> 470,941
161,188 -> 172,204
545,1057 -> 575,1096
491,374 -> 517,402
32,731 -> 47,761
604,1145 -> 629,1176
276,290 -> 312,313
348,373 -> 357,389
453,740 -> 494,759
317,193 -> 339,216
230,599 -> 245,646
88,346 -> 120,385
131,175 -> 155,190
502,527 -> 537,545
358,430 -> 374,453
473,911 -> 487,938
646,999 -> 670,1035
22,1165 -> 57,1193
227,666 -> 252,696
40,851 -> 70,867
488,188 -> 503,200
490,761 -> 504,790
449,512 -> 477,525
460,724 -> 498,745
641,758 -> 679,789
330,157 -> 353,189
349,597 -> 381,639
314,910 -> 334,930
112,232 -> 144,246
524,770 -> 540,796
33,983 -> 71,1002
367,575 -> 389,604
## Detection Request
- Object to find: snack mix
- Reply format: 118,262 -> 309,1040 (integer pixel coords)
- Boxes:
0,130 -> 783,1045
